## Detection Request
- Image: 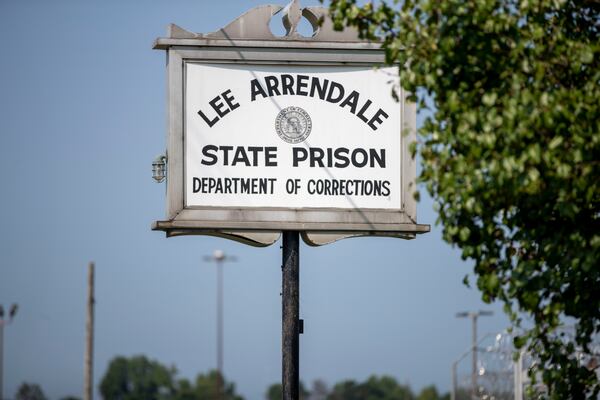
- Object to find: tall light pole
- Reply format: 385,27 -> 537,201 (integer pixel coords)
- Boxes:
204,250 -> 236,399
84,262 -> 95,400
0,303 -> 18,400
456,310 -> 493,399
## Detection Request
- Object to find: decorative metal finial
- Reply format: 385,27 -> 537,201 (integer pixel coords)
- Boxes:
282,0 -> 302,37
160,1 -> 364,43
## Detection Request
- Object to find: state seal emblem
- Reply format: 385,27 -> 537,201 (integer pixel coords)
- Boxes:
275,106 -> 312,144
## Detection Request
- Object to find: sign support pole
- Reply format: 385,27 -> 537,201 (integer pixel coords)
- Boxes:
282,231 -> 300,400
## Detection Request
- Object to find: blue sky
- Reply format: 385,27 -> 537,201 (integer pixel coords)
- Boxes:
0,1 -> 509,399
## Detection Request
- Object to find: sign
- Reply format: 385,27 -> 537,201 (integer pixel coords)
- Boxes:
152,4 -> 429,245
186,63 -> 401,210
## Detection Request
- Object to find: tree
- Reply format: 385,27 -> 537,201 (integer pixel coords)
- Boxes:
15,383 -> 47,400
265,383 -> 282,400
416,385 -> 449,400
328,375 -> 414,400
265,381 -> 309,400
100,356 -> 244,400
99,355 -> 176,400
308,379 -> 330,400
328,0 -> 599,398
327,379 -> 362,400
265,383 -> 281,400
173,378 -> 198,400
190,369 -> 244,400
265,378 -> 448,400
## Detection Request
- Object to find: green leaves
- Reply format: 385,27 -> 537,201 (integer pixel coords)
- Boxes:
100,357 -> 244,400
329,0 -> 600,397
514,335 -> 528,350
481,92 -> 497,107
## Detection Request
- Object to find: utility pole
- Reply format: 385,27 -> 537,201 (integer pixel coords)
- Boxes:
282,231 -> 300,400
0,303 -> 18,400
456,310 -> 493,399
0,316 -> 3,400
451,361 -> 457,400
84,262 -> 95,400
204,250 -> 236,400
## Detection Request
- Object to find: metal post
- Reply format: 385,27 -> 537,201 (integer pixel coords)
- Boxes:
84,262 -> 95,400
204,250 -> 235,400
472,314 -> 477,399
451,361 -> 457,400
217,259 -> 224,400
282,231 -> 300,400
456,310 -> 492,400
514,350 -> 523,400
0,321 -> 4,400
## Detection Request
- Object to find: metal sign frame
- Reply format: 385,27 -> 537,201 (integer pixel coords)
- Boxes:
152,4 -> 429,246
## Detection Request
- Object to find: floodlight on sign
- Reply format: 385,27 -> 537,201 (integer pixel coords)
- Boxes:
152,155 -> 167,183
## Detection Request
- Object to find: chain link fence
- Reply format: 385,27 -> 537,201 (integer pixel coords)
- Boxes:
451,329 -> 600,400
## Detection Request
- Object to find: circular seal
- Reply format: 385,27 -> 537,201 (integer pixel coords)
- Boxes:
275,106 -> 312,144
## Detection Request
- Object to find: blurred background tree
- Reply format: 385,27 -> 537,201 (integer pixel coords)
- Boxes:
328,376 -> 413,400
99,355 -> 177,400
265,381 -> 309,400
15,383 -> 47,400
265,376 -> 449,400
188,370 -> 243,400
327,0 -> 599,397
307,379 -> 329,400
265,383 -> 283,400
100,356 -> 244,400
99,358 -> 451,400
415,385 -> 449,400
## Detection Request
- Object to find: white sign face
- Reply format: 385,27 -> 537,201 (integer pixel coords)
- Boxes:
184,63 -> 402,210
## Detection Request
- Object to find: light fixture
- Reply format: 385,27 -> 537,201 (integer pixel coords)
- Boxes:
213,249 -> 224,261
152,154 -> 167,183
9,304 -> 18,320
